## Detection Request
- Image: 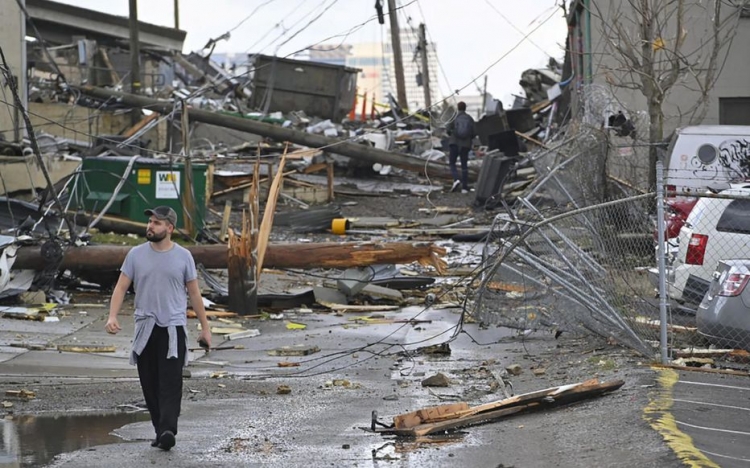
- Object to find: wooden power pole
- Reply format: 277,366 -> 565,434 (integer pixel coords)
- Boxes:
418,23 -> 431,110
128,0 -> 141,124
387,0 -> 407,109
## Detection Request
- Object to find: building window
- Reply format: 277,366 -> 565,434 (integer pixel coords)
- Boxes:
719,98 -> 750,125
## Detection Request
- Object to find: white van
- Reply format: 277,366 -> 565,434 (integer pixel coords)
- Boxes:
666,126 -> 750,194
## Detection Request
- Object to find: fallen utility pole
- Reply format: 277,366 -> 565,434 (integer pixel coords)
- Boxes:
14,242 -> 447,273
74,86 -> 476,181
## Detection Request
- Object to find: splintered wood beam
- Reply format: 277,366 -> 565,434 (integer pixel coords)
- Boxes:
379,379 -> 624,436
227,218 -> 257,315
14,242 -> 447,272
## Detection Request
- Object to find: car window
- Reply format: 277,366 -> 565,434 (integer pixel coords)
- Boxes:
717,199 -> 750,234
685,199 -> 705,227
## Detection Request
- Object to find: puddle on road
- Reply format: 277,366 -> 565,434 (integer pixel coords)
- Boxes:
371,433 -> 467,461
0,411 -> 150,467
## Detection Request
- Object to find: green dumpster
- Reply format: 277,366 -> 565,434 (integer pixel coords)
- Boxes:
77,156 -> 207,229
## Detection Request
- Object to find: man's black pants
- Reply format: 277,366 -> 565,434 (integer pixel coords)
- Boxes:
137,325 -> 186,437
448,144 -> 470,190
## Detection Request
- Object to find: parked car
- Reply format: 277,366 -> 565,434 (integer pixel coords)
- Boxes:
669,185 -> 750,310
658,196 -> 698,240
697,259 -> 750,350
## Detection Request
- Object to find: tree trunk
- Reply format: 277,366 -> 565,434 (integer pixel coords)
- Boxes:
647,99 -> 664,190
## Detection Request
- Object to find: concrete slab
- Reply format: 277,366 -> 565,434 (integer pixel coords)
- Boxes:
0,349 -> 136,378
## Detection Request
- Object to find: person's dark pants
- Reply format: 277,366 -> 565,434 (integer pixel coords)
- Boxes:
136,325 -> 186,438
448,144 -> 470,190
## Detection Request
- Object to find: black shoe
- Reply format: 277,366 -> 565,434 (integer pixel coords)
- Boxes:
157,430 -> 176,451
151,437 -> 159,448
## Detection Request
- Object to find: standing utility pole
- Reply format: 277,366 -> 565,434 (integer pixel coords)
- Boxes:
418,23 -> 431,110
128,0 -> 141,124
174,0 -> 180,29
387,0 -> 407,109
480,75 -> 488,118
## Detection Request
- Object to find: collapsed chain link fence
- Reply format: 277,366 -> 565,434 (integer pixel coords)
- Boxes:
468,124 -> 708,361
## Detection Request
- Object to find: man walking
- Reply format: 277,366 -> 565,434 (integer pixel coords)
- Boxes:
105,206 -> 211,451
447,101 -> 476,193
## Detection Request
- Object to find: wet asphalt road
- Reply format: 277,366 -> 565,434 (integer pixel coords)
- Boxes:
670,370 -> 750,467
0,300 -> 691,467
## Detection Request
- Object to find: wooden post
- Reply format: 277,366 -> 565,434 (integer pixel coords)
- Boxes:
180,103 -> 195,237
206,161 -> 214,203
326,160 -> 335,202
227,214 -> 257,315
266,161 -> 273,199
219,200 -> 232,242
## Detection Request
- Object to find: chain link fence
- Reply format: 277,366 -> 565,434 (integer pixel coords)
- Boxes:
664,188 -> 750,353
468,123 -> 750,362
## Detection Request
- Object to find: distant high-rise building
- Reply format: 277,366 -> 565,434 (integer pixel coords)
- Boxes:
294,28 -> 440,117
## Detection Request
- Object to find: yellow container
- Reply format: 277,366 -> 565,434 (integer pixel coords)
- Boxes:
331,218 -> 350,235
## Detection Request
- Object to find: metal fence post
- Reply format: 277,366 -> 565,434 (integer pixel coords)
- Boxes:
656,160 -> 669,364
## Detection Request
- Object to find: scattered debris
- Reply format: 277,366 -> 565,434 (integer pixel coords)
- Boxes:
421,373 -> 451,388
505,364 -> 523,376
277,385 -> 292,395
277,362 -> 300,368
417,343 -> 451,356
286,322 -> 307,330
225,329 -> 261,341
5,389 -> 35,399
267,345 -> 321,357
57,344 -> 116,353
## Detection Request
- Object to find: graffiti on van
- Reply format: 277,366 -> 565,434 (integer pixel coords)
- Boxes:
717,139 -> 750,180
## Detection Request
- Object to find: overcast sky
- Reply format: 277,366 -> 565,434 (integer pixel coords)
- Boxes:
56,0 -> 568,105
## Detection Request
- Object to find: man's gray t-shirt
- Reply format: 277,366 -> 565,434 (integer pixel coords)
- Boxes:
121,242 -> 197,327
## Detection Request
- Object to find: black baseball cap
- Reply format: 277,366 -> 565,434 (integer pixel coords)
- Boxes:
144,206 -> 177,226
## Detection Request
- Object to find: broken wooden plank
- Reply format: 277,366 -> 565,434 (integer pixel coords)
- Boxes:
651,364 -> 750,377
633,317 -> 697,334
57,344 -> 116,353
375,379 -> 624,436
0,306 -> 44,320
219,200 -> 232,242
318,303 -> 400,313
278,361 -> 301,367
394,402 -> 470,429
225,329 -> 261,340
267,345 -> 320,356
187,309 -> 238,319
5,389 -> 35,399
672,348 -> 747,360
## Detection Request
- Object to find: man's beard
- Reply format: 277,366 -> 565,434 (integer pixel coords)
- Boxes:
146,230 -> 167,242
